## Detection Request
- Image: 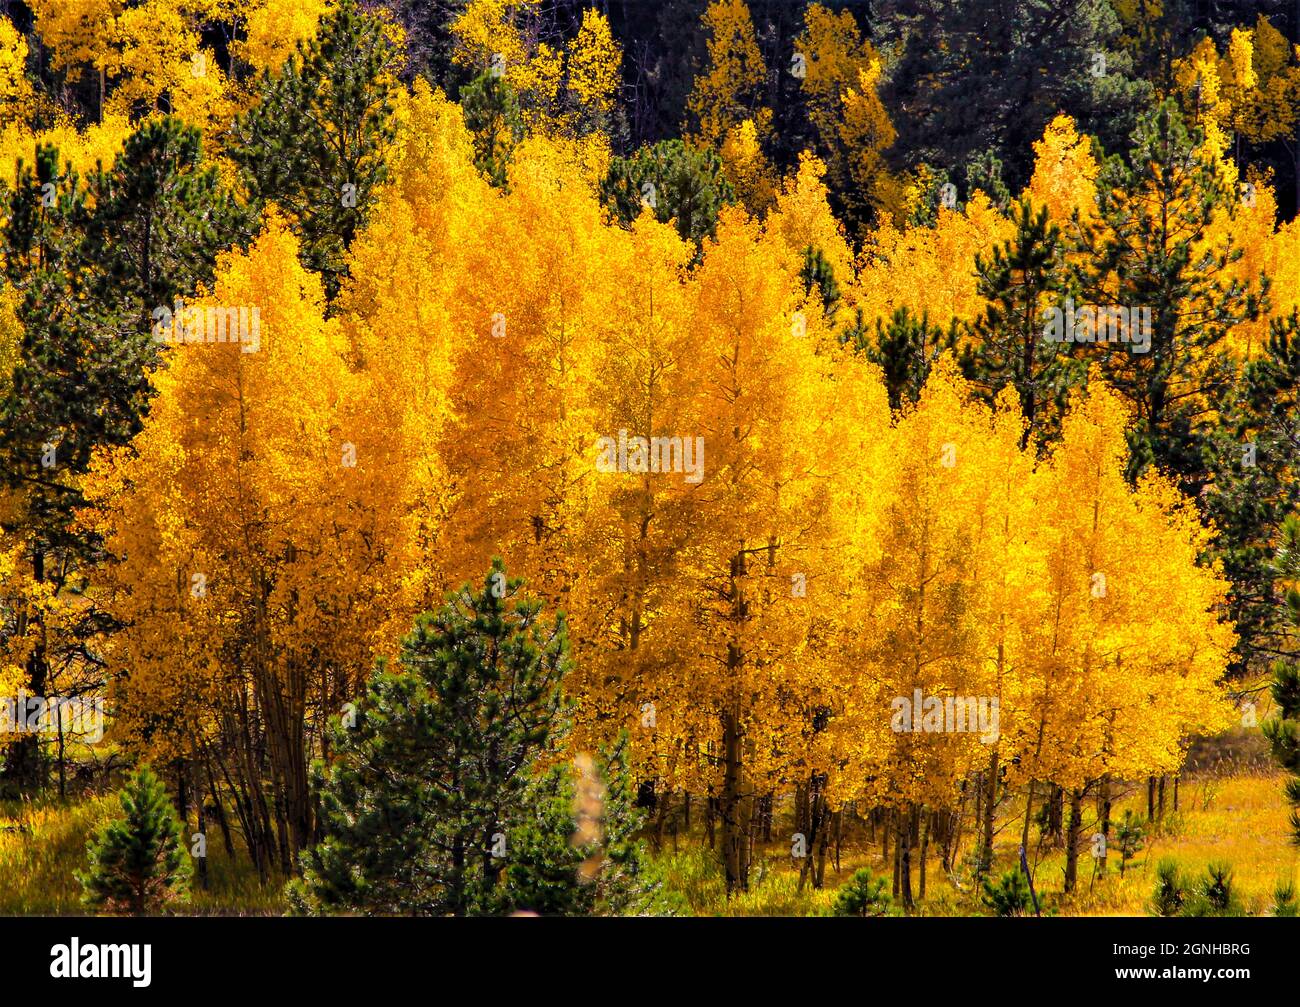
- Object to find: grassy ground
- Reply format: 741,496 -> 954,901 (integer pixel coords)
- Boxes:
0,794 -> 285,916
654,771 -> 1299,916
3,770 -> 1295,916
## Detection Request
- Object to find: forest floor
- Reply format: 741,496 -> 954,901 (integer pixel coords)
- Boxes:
651,770 -> 1296,917
3,761 -> 1294,917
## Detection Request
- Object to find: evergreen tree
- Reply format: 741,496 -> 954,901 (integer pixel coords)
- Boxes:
601,139 -> 734,244
1272,879 -> 1298,917
980,868 -> 1032,917
77,766 -> 191,916
1203,311 -> 1300,674
846,305 -> 959,411
0,125 -> 238,794
1184,862 -> 1242,917
1076,99 -> 1265,492
505,734 -> 659,916
1149,857 -> 1187,916
291,560 -> 646,916
800,245 -> 839,319
460,70 -> 524,189
1114,810 -> 1145,876
966,197 -> 1080,451
85,117 -> 245,339
1262,516 -> 1300,844
964,148 -> 1011,212
830,868 -> 892,917
228,0 -> 400,301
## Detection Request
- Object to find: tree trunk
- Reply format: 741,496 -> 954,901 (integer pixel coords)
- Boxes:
1047,785 -> 1064,847
719,707 -> 749,893
1063,789 -> 1084,893
1020,778 -> 1035,854
1098,774 -> 1112,877
919,810 -> 930,901
898,807 -> 914,911
1,549 -> 47,795
891,809 -> 901,898
980,749 -> 998,875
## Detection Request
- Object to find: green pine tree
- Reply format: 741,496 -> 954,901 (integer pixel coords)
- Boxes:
228,0 -> 400,301
1203,311 -> 1300,675
77,766 -> 191,916
981,868 -> 1032,917
830,868 -> 893,917
0,125 -> 238,795
800,245 -> 840,320
460,70 -> 524,188
1183,861 -> 1242,917
846,305 -> 960,411
601,139 -> 734,245
1272,879 -> 1297,917
964,148 -> 1011,211
291,560 -> 644,916
506,733 -> 662,916
1148,857 -> 1187,916
966,197 -> 1080,451
1261,523 -> 1300,844
1114,810 -> 1145,876
1075,99 -> 1265,493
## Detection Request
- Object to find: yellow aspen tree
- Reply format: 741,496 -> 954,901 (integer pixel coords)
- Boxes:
451,0 -> 621,157
668,205 -> 883,892
233,0 -> 334,75
841,357 -> 1003,907
336,80 -> 488,643
685,0 -> 768,148
1015,380 -> 1234,891
719,117 -> 779,216
962,388 -> 1042,874
796,3 -> 900,234
81,215 -> 389,869
568,213 -> 705,791
855,193 -> 1013,334
431,131 -> 614,607
26,0 -> 122,79
1022,114 -> 1100,232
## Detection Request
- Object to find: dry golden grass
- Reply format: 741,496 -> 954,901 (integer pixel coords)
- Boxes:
4,769 -> 1294,916
0,795 -> 285,916
654,771 -> 1298,916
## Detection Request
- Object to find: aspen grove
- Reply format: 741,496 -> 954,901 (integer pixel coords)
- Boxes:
2,0 -> 1299,914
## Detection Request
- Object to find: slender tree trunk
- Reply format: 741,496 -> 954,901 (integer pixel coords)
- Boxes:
1,549 -> 47,794
898,806 -> 914,911
919,810 -> 930,901
719,707 -> 749,893
196,798 -> 209,889
1098,774 -> 1112,876
891,810 -> 901,897
1020,778 -> 1035,853
1048,785 -> 1064,847
981,749 -> 998,875
1063,789 -> 1084,894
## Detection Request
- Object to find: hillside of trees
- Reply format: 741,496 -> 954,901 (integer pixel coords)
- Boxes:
1,0 -> 1300,918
